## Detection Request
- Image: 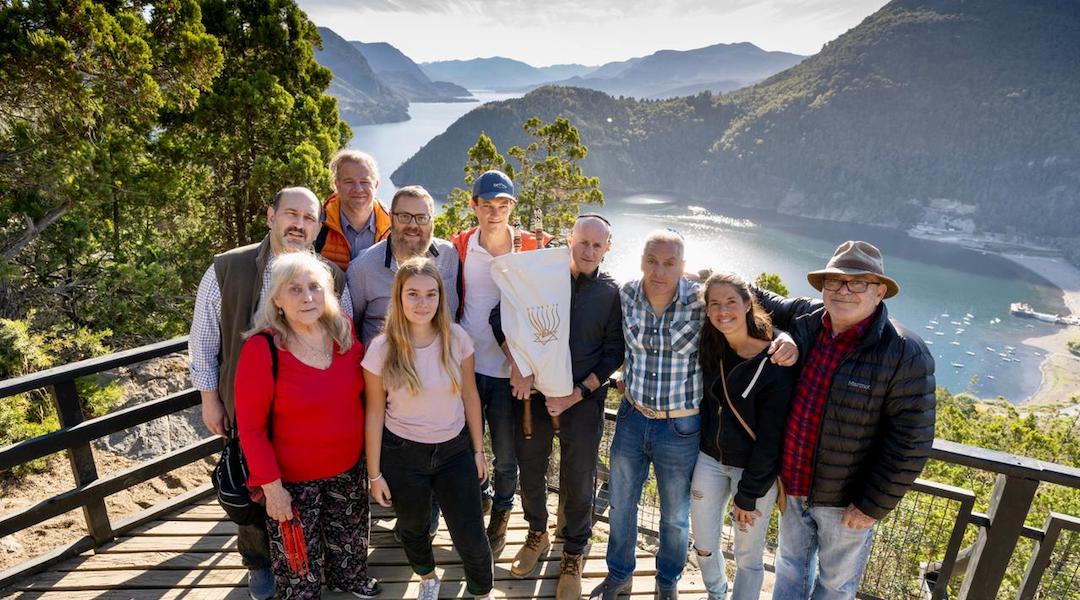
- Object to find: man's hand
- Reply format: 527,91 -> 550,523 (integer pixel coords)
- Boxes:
733,506 -> 761,532
841,504 -> 876,529
509,363 -> 534,400
545,388 -> 583,417
768,332 -> 799,367
200,391 -> 229,437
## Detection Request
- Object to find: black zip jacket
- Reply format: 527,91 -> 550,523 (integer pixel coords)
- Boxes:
754,288 -> 936,521
700,345 -> 795,511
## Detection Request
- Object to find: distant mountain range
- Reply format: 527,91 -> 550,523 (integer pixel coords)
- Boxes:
393,0 -> 1080,248
420,58 -> 595,90
312,27 -> 408,124
545,42 -> 806,98
350,40 -> 473,102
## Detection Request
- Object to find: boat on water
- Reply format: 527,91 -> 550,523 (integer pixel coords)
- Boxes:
950,321 -> 962,326
987,375 -> 995,379
966,351 -> 976,356
925,325 -> 935,330
941,313 -> 950,317
951,362 -> 965,368
965,312 -> 975,319
926,340 -> 934,345
930,320 -> 939,325
955,328 -> 966,334
1005,345 -> 1016,351
935,331 -> 945,336
986,346 -> 996,352
1010,302 -> 1080,326
950,341 -> 961,346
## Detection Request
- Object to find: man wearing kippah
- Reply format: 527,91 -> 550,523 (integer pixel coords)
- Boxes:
760,241 -> 936,600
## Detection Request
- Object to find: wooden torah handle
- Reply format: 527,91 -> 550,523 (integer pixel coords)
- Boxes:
528,207 -> 560,435
522,396 -> 534,440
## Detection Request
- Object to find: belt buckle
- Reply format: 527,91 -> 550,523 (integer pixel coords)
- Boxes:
640,405 -> 659,419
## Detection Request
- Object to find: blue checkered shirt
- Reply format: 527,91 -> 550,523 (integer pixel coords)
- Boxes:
620,277 -> 704,412
188,256 -> 353,391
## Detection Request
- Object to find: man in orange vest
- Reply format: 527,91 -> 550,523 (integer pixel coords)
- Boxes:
316,150 -> 392,271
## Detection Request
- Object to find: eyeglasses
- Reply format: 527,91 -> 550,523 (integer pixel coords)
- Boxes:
392,211 -> 432,225
822,277 -> 881,293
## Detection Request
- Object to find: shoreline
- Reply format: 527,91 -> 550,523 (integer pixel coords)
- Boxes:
983,252 -> 1080,406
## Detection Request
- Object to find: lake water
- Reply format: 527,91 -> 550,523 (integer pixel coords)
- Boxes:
350,95 -> 1064,403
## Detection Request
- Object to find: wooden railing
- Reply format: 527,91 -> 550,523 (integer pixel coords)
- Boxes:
1,337 -> 1079,599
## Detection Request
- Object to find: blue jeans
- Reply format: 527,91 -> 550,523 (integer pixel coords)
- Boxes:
606,399 -> 700,591
476,373 -> 518,512
690,452 -> 777,600
772,496 -> 875,600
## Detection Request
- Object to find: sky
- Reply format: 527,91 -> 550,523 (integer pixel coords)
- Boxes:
297,0 -> 892,66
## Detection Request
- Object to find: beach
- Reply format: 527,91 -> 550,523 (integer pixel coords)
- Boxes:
998,253 -> 1080,406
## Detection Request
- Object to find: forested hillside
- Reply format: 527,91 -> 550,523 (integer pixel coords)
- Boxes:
1,0 -> 350,368
395,0 -> 1080,262
312,27 -> 408,123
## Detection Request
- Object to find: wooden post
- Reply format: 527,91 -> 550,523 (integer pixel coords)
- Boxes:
957,474 -> 1039,600
51,380 -> 113,545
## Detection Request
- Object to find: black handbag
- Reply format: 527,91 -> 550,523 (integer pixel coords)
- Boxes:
212,332 -> 277,526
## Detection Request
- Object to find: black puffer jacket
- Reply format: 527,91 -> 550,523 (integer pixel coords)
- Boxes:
756,289 -> 936,521
700,346 -> 795,511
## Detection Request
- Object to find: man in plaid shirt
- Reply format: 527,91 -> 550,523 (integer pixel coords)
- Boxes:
758,241 -> 936,600
592,230 -> 796,600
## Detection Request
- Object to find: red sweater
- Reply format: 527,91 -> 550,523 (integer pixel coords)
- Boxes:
235,328 -> 365,487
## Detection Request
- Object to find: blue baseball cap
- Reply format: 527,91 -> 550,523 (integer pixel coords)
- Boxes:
472,170 -> 515,201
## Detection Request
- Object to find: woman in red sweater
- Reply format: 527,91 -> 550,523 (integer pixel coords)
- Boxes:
235,251 -> 378,599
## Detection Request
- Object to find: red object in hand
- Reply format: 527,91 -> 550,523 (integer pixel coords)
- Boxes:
280,507 -> 309,577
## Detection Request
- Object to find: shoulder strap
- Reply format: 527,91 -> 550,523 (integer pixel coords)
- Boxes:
718,357 -> 757,441
257,332 -> 278,439
314,224 -> 330,253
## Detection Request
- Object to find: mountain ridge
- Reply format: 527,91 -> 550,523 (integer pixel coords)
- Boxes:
393,0 -> 1080,250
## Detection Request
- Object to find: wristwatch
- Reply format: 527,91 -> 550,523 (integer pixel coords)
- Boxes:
575,382 -> 590,398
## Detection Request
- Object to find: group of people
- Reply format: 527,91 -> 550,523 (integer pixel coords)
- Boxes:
189,149 -> 937,600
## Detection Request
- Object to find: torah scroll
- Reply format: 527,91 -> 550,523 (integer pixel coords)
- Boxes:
489,247 -> 573,397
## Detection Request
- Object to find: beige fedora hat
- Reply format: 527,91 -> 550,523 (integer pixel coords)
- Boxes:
807,240 -> 900,299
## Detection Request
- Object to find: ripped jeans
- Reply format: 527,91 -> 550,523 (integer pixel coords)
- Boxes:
690,451 -> 777,600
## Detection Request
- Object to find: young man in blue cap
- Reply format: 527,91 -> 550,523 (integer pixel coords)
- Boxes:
450,170 -> 551,556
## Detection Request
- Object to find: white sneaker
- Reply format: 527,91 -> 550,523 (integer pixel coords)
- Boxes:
418,575 -> 441,600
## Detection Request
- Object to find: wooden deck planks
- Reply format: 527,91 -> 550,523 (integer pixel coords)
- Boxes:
1,496 -> 706,598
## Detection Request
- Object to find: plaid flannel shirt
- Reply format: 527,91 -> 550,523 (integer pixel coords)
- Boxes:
620,277 -> 704,412
780,311 -> 872,497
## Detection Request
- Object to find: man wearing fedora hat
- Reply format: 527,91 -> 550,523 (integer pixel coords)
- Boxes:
756,241 -> 936,600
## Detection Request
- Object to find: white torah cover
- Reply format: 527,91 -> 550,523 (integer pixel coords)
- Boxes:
490,247 -> 574,397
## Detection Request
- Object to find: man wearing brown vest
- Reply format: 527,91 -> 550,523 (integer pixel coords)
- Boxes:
188,187 -> 361,600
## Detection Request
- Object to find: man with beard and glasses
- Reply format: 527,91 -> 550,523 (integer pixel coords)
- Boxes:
189,187 -> 380,600
346,185 -> 460,347
317,150 -> 393,271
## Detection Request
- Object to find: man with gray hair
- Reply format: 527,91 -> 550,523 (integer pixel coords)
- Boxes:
593,230 -> 796,600
189,187 -> 378,599
317,150 -> 392,271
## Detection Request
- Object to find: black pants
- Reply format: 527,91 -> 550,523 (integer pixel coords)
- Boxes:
238,521 -> 272,569
513,390 -> 605,555
381,427 -> 494,595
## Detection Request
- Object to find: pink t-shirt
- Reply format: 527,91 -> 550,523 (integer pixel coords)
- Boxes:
362,323 -> 475,444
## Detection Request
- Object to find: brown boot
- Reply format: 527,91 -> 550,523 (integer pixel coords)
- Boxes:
556,552 -> 583,599
486,508 -> 512,557
511,530 -> 550,578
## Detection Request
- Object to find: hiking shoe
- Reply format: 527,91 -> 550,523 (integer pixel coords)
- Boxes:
247,567 -> 274,600
482,494 -> 493,516
486,508 -> 512,557
418,575 -> 440,600
556,552 -> 583,600
511,529 -> 550,577
329,575 -> 382,598
589,576 -> 632,599
654,588 -> 679,600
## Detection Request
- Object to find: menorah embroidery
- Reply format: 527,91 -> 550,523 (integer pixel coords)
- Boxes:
527,304 -> 560,345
